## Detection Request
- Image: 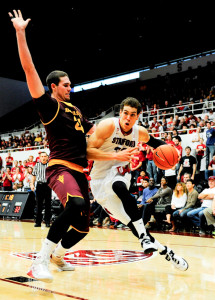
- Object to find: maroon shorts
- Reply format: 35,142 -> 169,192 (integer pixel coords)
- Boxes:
46,165 -> 90,232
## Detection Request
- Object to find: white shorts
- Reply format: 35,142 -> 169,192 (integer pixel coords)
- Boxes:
90,166 -> 132,225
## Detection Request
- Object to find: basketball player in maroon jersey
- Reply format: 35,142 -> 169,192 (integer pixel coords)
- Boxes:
9,9 -> 98,283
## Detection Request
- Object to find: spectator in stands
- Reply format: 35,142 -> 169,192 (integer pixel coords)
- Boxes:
19,160 -> 27,174
0,155 -> 2,169
173,137 -> 183,161
137,178 -> 150,204
181,172 -> 191,184
150,117 -> 159,131
203,195 -> 215,236
198,120 -> 206,131
143,177 -> 172,228
202,96 -> 213,113
178,117 -> 186,130
208,109 -> 215,121
146,145 -> 158,184
157,121 -> 164,133
151,127 -> 159,137
35,152 -> 42,163
161,100 -> 173,118
34,134 -> 42,144
164,182 -> 187,232
205,121 -> 215,168
176,100 -> 185,114
150,103 -> 158,116
164,165 -> 177,190
205,154 -> 215,180
190,126 -> 202,157
143,119 -> 150,129
138,142 -> 147,171
26,155 -> 36,168
173,179 -> 199,229
186,113 -> 198,126
177,146 -> 197,181
180,125 -> 188,135
195,98 -> 204,114
11,160 -> 19,174
166,133 -> 175,146
172,129 -> 181,143
196,138 -> 206,173
12,167 -> 24,190
136,170 -> 149,197
5,152 -> 13,169
23,166 -> 33,191
2,167 -> 12,191
166,116 -> 174,131
141,101 -> 148,119
161,117 -> 167,131
187,176 -> 215,234
130,153 -> 142,183
138,178 -> 158,221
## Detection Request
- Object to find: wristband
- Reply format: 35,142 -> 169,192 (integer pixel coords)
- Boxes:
147,135 -> 166,149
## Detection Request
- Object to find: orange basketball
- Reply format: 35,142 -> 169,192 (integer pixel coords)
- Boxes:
153,144 -> 179,170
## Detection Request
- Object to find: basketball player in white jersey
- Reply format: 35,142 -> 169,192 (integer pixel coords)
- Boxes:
87,97 -> 188,270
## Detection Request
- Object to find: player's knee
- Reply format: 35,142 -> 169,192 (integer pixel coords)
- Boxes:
65,196 -> 90,231
112,181 -> 127,197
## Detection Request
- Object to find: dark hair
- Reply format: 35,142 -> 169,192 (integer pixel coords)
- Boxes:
143,178 -> 149,182
185,146 -> 191,150
120,97 -> 142,115
161,176 -> 168,183
186,179 -> 194,185
46,70 -> 69,93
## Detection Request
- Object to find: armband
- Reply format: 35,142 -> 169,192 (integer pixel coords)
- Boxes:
146,135 -> 166,149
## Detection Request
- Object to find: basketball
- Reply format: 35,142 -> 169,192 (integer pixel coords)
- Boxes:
153,144 -> 179,170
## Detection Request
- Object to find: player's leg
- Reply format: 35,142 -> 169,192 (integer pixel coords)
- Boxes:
111,180 -> 188,270
112,180 -> 158,253
147,230 -> 189,271
27,168 -> 90,282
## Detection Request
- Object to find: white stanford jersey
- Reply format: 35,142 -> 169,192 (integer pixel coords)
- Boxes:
90,117 -> 139,180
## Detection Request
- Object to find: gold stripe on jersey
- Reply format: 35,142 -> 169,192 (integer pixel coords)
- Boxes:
41,101 -> 60,126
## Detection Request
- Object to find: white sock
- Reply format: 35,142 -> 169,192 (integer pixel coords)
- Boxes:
36,238 -> 57,260
53,241 -> 68,257
132,219 -> 147,237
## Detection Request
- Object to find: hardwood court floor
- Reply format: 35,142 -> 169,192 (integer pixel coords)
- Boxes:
0,220 -> 215,300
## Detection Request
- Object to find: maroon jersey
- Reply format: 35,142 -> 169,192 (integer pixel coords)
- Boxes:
33,93 -> 93,168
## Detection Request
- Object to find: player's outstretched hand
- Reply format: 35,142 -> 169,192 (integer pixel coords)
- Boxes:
8,10 -> 31,30
115,147 -> 139,162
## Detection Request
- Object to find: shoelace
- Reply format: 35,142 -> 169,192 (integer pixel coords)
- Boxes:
143,238 -> 151,245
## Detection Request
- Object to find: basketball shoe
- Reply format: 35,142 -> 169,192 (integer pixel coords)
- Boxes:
27,256 -> 53,283
139,233 -> 158,254
159,246 -> 189,271
50,254 -> 75,271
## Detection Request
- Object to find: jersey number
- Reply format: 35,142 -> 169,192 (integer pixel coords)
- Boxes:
74,116 -> 84,133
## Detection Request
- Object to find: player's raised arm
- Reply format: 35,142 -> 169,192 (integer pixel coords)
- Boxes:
9,10 -> 45,98
87,119 -> 138,161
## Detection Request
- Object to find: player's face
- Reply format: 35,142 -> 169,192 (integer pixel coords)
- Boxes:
119,106 -> 139,132
53,76 -> 72,101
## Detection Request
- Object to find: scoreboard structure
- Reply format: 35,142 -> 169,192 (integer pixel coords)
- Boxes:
0,191 -> 35,219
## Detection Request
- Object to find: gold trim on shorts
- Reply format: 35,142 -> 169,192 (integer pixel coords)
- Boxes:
48,159 -> 84,173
